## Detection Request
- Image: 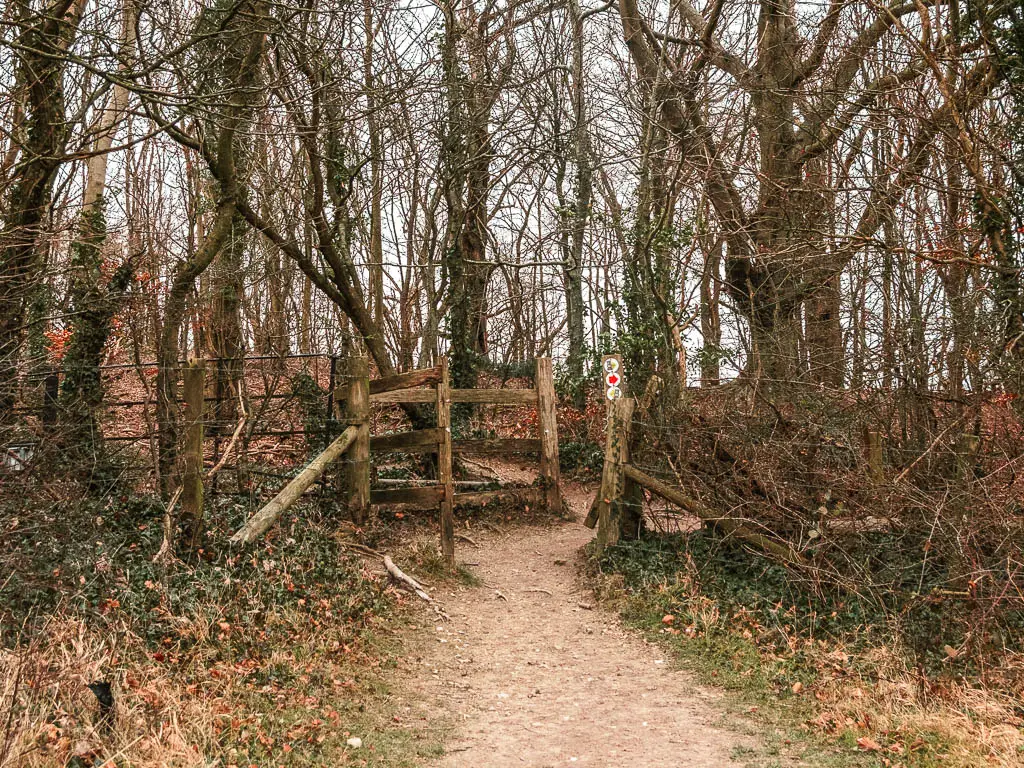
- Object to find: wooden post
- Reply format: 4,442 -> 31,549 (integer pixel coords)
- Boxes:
436,355 -> 455,569
864,428 -> 884,482
344,356 -> 370,525
535,356 -> 562,515
181,359 -> 205,550
617,397 -> 643,539
592,396 -> 633,553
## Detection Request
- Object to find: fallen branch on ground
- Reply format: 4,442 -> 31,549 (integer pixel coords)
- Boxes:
338,542 -> 434,602
383,556 -> 432,602
621,464 -> 809,567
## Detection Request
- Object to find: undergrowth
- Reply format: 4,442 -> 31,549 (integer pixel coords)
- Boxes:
0,484 -> 445,767
594,532 -> 1024,768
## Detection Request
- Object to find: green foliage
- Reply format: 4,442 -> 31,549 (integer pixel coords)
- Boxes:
594,534 -> 986,766
290,369 -> 330,454
558,439 -> 603,474
554,351 -> 594,405
0,491 -> 387,654
600,529 -> 1022,675
616,220 -> 693,390
693,343 -> 731,377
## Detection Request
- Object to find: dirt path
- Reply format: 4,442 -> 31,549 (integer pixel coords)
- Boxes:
399,484 -> 755,767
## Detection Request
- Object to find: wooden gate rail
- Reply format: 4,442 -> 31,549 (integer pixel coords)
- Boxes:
368,387 -> 539,405
348,356 -> 560,568
230,424 -> 360,547
370,366 -> 443,395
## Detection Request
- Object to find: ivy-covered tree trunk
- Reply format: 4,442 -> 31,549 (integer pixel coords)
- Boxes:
154,0 -> 268,496
57,0 -> 136,450
441,2 -> 494,391
0,0 -> 84,421
622,113 -> 680,393
58,204 -> 134,448
206,211 -> 247,488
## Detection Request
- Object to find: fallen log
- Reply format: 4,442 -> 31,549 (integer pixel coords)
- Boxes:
230,425 -> 358,547
373,478 -> 494,488
621,464 -> 808,567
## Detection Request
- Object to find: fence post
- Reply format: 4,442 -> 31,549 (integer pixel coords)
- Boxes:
436,355 -> 455,569
535,356 -> 562,515
344,356 -> 370,525
593,395 -> 633,553
42,371 -> 59,424
181,359 -> 205,550
864,428 -> 884,482
617,397 -> 643,539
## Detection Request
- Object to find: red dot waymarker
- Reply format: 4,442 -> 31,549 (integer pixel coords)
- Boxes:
601,354 -> 624,401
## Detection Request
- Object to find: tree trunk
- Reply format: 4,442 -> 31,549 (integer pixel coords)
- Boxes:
206,212 -> 246,488
805,276 -> 843,387
58,0 -> 137,443
364,0 -> 386,339
441,2 -> 494,390
0,0 -> 85,420
564,0 -> 592,397
156,200 -> 237,492
699,233 -> 722,385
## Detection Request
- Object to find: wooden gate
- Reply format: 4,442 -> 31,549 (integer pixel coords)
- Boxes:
232,356 -> 560,566
339,355 -> 561,568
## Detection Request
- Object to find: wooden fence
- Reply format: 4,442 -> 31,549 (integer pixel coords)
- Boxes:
233,356 -> 561,568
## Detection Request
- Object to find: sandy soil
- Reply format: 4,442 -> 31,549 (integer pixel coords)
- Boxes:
397,481 -> 755,767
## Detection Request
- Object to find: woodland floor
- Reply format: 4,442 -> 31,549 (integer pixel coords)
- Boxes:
384,478 -> 763,767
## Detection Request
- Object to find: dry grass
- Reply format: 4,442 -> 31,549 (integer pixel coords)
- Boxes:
1,616 -> 210,767
800,638 -> 1024,766
0,481 -> 448,768
1,595 -> 444,768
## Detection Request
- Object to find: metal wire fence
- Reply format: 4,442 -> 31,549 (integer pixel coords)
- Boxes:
7,353 -> 343,493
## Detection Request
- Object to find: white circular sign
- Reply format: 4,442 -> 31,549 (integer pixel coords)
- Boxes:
603,357 -> 619,373
605,385 -> 622,400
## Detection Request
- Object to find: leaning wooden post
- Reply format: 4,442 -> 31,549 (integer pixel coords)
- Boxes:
344,356 -> 370,525
436,355 -> 455,569
535,356 -> 562,515
231,426 -> 359,547
181,359 -> 205,550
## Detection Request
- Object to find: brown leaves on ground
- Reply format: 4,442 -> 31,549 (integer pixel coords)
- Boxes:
856,736 -> 883,751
